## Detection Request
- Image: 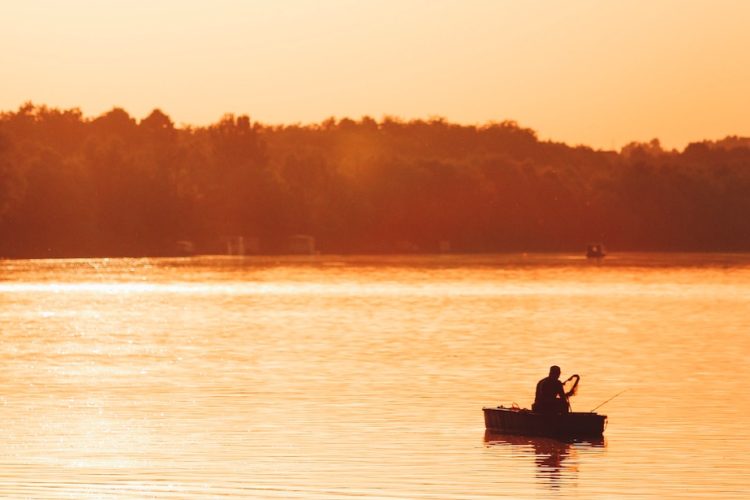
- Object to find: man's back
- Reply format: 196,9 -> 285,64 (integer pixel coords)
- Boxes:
533,376 -> 567,413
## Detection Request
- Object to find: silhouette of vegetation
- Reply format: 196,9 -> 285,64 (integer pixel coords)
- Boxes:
1,103 -> 749,257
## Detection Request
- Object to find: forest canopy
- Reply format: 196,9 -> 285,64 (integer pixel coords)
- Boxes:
1,103 -> 749,257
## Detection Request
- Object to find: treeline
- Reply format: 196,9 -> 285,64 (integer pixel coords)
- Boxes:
0,103 -> 749,257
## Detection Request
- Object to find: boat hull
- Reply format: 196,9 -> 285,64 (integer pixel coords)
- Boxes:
483,407 -> 606,438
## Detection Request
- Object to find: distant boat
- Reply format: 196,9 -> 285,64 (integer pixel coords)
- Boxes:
482,406 -> 607,438
586,243 -> 606,259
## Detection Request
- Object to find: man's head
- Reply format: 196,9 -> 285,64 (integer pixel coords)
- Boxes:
549,365 -> 561,379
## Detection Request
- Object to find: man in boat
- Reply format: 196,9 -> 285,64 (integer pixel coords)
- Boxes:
532,365 -> 570,414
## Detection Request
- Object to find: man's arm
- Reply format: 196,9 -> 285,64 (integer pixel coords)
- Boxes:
556,381 -> 568,402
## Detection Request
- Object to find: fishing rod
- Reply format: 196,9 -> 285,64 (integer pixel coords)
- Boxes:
590,389 -> 628,412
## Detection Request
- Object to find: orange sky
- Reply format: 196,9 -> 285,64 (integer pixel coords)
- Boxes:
2,0 -> 749,150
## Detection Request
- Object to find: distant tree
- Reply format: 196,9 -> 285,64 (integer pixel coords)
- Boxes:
140,108 -> 174,133
91,107 -> 137,140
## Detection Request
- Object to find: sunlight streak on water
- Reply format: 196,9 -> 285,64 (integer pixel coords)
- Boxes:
1,279 -> 747,300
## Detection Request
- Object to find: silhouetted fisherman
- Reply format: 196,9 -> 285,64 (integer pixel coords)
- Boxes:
532,365 -> 570,414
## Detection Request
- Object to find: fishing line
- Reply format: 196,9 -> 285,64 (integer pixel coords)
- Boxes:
590,389 -> 628,412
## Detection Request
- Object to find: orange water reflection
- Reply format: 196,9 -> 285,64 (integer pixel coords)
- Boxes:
1,254 -> 749,498
484,431 -> 606,490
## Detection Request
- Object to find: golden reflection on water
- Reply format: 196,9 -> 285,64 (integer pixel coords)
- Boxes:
483,431 -> 606,491
0,254 -> 749,498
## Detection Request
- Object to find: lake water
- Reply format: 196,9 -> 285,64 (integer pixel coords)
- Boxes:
0,254 -> 749,498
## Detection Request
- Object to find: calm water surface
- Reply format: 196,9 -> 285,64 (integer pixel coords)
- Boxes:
0,254 -> 749,498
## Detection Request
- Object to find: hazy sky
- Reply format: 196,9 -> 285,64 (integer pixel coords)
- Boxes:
2,0 -> 749,150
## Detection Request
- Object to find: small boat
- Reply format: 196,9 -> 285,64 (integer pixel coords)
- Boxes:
586,243 -> 606,259
483,406 -> 607,438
